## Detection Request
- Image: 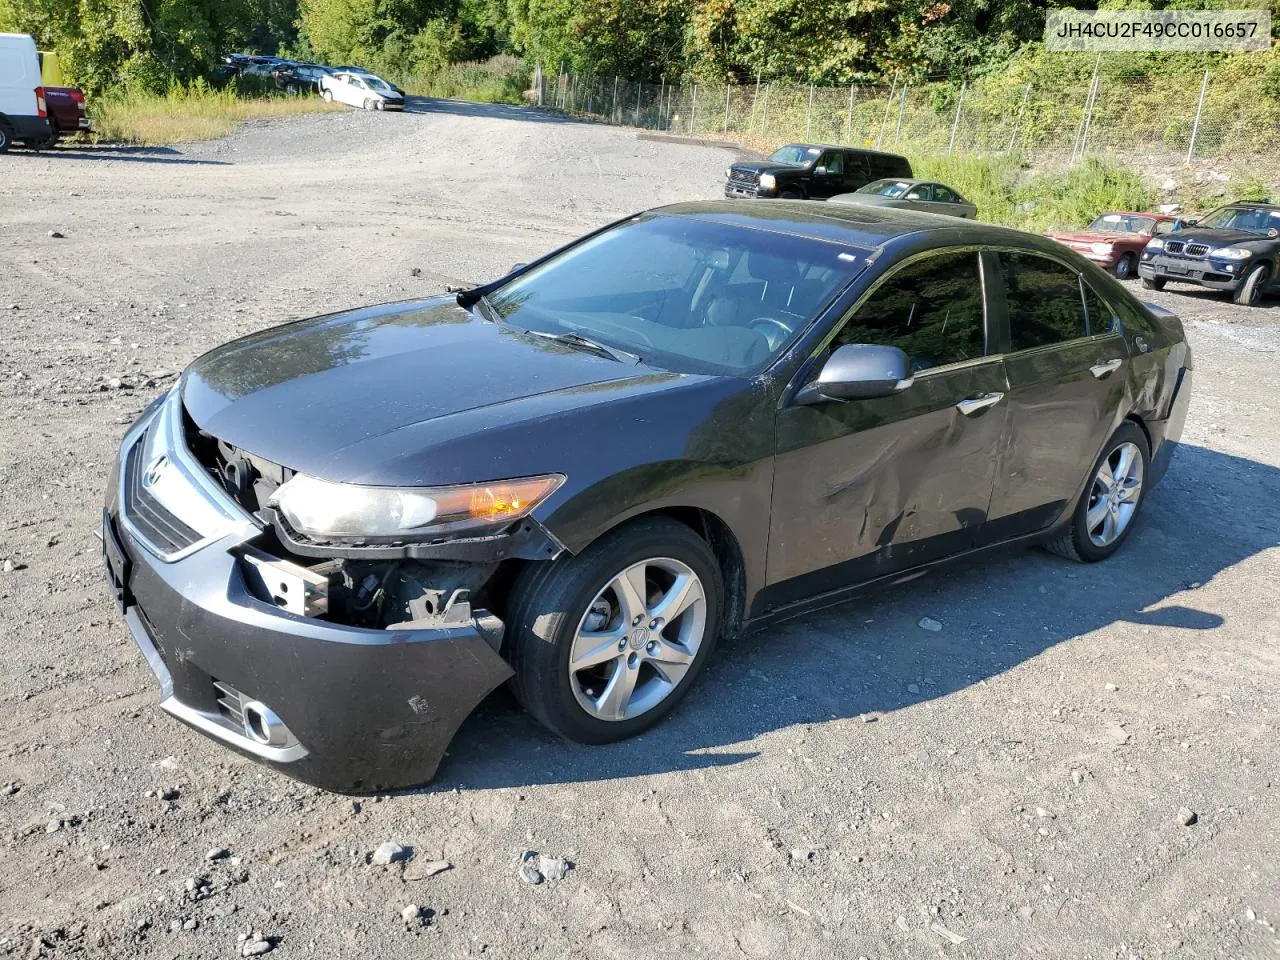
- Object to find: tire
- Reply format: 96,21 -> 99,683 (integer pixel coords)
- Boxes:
0,123 -> 11,154
363,98 -> 373,111
1044,421 -> 1150,563
1233,262 -> 1269,307
322,89 -> 333,102
1113,253 -> 1136,280
779,189 -> 803,200
506,516 -> 724,744
1140,276 -> 1165,291
33,121 -> 58,151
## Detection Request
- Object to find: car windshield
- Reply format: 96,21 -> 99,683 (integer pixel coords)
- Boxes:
364,76 -> 394,92
769,145 -> 821,167
486,215 -> 867,375
1087,213 -> 1156,234
1196,205 -> 1280,235
857,179 -> 912,198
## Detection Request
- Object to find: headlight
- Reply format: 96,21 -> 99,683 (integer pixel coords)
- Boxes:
269,473 -> 564,541
1210,246 -> 1251,260
1145,237 -> 1165,250
759,173 -> 776,190
725,167 -> 732,179
1090,242 -> 1114,256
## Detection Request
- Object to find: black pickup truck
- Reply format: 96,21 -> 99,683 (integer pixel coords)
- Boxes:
1139,201 -> 1280,306
724,143 -> 912,200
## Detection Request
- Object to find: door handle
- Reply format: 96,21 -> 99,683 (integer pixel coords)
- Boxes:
1090,358 -> 1123,379
955,392 -> 1004,416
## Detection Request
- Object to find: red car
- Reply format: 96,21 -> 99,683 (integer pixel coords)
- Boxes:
38,86 -> 90,146
1045,212 -> 1182,280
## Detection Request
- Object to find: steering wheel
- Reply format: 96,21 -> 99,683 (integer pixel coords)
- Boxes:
749,316 -> 794,351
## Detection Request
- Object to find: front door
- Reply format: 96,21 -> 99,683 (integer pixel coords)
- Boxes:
982,250 -> 1130,542
764,249 -> 1009,609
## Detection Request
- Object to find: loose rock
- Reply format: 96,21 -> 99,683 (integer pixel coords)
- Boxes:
206,847 -> 230,861
403,859 -> 451,881
918,616 -> 943,632
400,904 -> 423,925
537,854 -> 571,881
372,841 -> 410,866
242,938 -> 273,956
48,230 -> 65,238
1178,806 -> 1198,826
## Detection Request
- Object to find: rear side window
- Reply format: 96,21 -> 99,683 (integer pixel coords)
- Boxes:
833,251 -> 986,371
999,252 -> 1089,351
1082,282 -> 1118,335
933,185 -> 958,203
867,154 -> 912,179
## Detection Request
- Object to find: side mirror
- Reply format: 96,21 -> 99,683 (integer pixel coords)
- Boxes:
1182,217 -> 1198,227
813,165 -> 827,176
798,343 -> 913,404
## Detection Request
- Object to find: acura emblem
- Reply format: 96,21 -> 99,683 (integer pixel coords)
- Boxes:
142,455 -> 168,487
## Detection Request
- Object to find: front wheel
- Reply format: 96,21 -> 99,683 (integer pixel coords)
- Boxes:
779,189 -> 803,200
322,89 -> 333,102
1233,262 -> 1270,306
1113,253 -> 1136,280
1044,421 -> 1150,563
1140,276 -> 1165,291
506,517 -> 723,743
363,98 -> 374,111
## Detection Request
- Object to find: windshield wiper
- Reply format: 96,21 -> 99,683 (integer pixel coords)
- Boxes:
456,288 -> 500,323
523,329 -> 641,364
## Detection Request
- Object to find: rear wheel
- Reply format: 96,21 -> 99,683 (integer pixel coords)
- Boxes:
0,122 -> 11,154
506,517 -> 723,744
33,120 -> 58,151
1044,421 -> 1150,563
1233,262 -> 1269,306
1140,276 -> 1165,291
1113,253 -> 1136,280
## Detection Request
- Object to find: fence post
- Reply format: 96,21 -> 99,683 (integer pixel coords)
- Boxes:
611,75 -> 619,122
723,83 -> 731,134
845,84 -> 856,143
691,84 -> 698,134
947,81 -> 966,156
876,75 -> 897,148
760,83 -> 771,134
1079,69 -> 1100,158
749,71 -> 761,132
1007,81 -> 1030,151
893,84 -> 908,143
635,82 -> 642,126
805,83 -> 814,138
1072,55 -> 1100,162
1186,69 -> 1210,163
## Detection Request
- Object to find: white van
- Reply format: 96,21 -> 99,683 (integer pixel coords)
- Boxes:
0,32 -> 52,153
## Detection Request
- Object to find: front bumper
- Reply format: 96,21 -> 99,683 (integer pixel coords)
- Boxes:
1139,254 -> 1245,291
101,393 -> 513,792
725,183 -> 770,199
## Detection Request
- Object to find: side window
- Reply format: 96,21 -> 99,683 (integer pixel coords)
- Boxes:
905,184 -> 931,201
933,185 -> 957,203
999,252 -> 1088,351
818,151 -> 843,174
833,251 -> 986,371
1081,282 -> 1118,335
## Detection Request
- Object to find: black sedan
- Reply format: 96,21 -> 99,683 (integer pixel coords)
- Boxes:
100,202 -> 1192,791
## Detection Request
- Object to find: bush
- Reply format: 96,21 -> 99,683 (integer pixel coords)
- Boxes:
402,55 -> 530,104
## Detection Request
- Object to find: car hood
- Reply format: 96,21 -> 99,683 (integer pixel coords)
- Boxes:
730,160 -> 806,176
1048,230 -> 1145,244
1164,227 -> 1273,247
181,296 -> 720,485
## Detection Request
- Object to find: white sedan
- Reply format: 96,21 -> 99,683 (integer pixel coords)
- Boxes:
319,72 -> 405,111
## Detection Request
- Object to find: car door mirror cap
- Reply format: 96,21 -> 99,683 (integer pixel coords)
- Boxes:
814,166 -> 828,176
799,343 -> 914,404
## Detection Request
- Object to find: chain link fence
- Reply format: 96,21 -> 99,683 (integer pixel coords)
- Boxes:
534,64 -> 1279,166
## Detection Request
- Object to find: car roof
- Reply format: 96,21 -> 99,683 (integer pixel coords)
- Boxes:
648,200 -> 1037,253
776,143 -> 908,159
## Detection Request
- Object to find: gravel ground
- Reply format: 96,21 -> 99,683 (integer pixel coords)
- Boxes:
1,100 -> 1278,960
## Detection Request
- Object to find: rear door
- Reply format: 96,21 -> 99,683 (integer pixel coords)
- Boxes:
982,250 -> 1130,542
765,248 -> 1009,605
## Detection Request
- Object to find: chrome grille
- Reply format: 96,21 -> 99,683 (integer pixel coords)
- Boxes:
1185,242 -> 1210,257
1164,240 -> 1185,255
123,434 -> 201,554
727,168 -> 759,188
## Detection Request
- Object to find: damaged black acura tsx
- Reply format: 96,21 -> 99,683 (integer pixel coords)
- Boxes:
101,201 -> 1192,792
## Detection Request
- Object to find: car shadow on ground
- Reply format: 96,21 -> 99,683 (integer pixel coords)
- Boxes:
9,144 -> 230,166
401,96 -> 594,125
423,441 -> 1278,792
1147,284 -> 1280,311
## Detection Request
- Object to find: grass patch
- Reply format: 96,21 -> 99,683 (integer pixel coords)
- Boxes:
910,154 -> 1151,232
93,82 -> 343,146
400,55 -> 530,104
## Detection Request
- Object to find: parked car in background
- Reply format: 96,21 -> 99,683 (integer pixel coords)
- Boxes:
331,66 -> 406,96
0,32 -> 54,153
830,178 -> 977,219
39,86 -> 89,144
101,202 -> 1190,791
319,71 -> 405,110
272,62 -> 331,95
1139,201 -> 1280,306
1046,212 -> 1181,280
725,144 -> 912,200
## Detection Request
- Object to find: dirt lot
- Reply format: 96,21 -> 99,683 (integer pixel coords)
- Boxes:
1,100 -> 1278,960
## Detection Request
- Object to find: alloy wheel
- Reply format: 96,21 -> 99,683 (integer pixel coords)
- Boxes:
1086,441 -> 1144,547
568,557 -> 707,722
